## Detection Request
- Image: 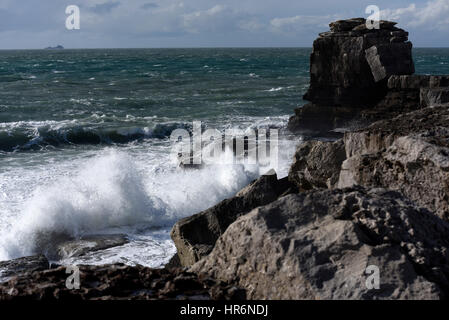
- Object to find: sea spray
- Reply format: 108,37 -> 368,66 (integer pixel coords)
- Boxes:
1,150 -> 159,260
0,148 -> 259,261
0,48 -> 311,266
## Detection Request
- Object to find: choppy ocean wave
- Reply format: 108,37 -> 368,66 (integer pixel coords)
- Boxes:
1,47 -> 447,267
0,120 -> 191,151
0,148 -> 265,261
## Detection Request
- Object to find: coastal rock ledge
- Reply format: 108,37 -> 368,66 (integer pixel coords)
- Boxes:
0,264 -> 245,300
2,18 -> 449,301
187,18 -> 449,300
191,188 -> 449,300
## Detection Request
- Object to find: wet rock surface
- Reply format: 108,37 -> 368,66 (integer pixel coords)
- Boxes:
0,255 -> 50,283
0,264 -> 245,300
55,234 -> 129,260
360,75 -> 449,122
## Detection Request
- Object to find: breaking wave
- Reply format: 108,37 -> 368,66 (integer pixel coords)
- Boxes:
0,149 -> 259,261
0,120 -> 190,151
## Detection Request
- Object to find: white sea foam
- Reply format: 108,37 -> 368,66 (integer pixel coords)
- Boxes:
0,111 -> 298,265
0,146 -> 263,262
58,229 -> 177,268
266,87 -> 284,92
0,150 -> 157,260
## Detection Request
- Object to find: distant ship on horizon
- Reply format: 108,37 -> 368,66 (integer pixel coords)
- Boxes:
44,45 -> 64,50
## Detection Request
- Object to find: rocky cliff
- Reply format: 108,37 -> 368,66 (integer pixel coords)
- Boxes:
288,18 -> 415,135
339,105 -> 449,220
186,19 -> 449,300
2,18 -> 449,301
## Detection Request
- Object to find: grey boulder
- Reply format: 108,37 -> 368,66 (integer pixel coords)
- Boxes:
340,105 -> 449,220
191,188 -> 449,300
288,139 -> 346,190
171,171 -> 296,267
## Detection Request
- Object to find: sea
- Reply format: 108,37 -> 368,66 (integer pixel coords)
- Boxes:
0,48 -> 448,270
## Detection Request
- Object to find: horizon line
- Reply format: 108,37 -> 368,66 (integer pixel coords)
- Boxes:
1,46 -> 449,50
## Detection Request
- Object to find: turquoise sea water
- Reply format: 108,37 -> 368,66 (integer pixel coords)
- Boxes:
0,48 -> 448,268
0,48 -> 310,151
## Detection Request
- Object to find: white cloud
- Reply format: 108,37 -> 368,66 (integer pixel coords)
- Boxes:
270,14 -> 339,33
0,0 -> 448,48
381,0 -> 449,30
183,5 -> 241,33
381,4 -> 416,21
238,19 -> 265,32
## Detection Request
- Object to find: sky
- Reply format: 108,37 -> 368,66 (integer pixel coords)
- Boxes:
0,0 -> 447,49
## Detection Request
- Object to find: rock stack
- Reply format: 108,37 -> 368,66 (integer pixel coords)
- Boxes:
288,18 -> 415,134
